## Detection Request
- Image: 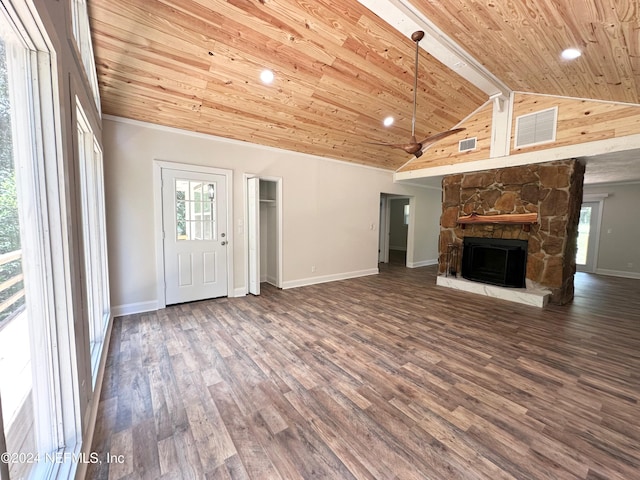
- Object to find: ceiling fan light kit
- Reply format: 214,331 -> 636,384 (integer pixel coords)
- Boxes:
371,30 -> 464,158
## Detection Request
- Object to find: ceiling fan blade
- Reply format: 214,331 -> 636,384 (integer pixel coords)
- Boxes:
417,127 -> 466,146
401,143 -> 423,154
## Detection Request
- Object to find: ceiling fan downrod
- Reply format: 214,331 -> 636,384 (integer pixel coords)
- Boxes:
365,30 -> 464,158
410,30 -> 425,141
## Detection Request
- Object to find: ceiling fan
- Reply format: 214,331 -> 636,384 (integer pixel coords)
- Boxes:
371,31 -> 465,158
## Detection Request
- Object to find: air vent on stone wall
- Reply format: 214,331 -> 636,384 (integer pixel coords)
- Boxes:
514,106 -> 558,148
459,137 -> 477,152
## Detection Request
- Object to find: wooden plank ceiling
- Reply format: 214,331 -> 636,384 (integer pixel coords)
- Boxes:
89,0 -> 640,171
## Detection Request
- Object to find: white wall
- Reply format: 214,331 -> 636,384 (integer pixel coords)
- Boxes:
584,182 -> 640,278
104,117 -> 442,313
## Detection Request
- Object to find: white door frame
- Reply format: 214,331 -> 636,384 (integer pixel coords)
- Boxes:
154,160 -> 234,308
379,194 -> 414,266
378,194 -> 389,263
243,174 -> 283,294
247,176 -> 260,295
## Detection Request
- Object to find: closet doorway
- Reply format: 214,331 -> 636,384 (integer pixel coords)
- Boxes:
246,176 -> 282,295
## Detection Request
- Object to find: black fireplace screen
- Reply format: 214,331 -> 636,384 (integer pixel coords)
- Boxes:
461,237 -> 527,288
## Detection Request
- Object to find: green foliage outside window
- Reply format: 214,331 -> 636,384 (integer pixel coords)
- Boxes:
0,39 -> 25,326
176,190 -> 186,238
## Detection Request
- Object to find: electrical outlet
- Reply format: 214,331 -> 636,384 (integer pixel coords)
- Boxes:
311,265 -> 316,273
628,262 -> 633,268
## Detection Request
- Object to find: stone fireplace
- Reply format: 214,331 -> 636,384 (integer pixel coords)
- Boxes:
438,159 -> 585,305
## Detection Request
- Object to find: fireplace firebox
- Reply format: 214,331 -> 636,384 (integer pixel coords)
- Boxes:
461,237 -> 527,288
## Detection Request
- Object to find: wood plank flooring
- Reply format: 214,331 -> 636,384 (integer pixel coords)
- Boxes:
87,265 -> 640,480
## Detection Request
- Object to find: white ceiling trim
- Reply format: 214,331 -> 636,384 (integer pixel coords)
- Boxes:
358,0 -> 512,98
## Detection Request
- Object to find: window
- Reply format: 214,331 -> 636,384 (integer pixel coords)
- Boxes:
175,180 -> 217,241
77,102 -> 110,382
576,206 -> 591,265
0,2 -> 83,478
403,203 -> 410,226
0,28 -> 36,480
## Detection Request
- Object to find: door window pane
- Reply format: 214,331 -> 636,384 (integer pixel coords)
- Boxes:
175,180 -> 216,240
576,206 -> 591,265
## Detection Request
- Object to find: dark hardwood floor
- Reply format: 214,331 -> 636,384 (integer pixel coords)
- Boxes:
387,249 -> 406,265
87,265 -> 640,480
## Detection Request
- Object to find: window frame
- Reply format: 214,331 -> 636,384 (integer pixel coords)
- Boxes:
70,0 -> 100,114
76,100 -> 110,386
0,1 -> 83,478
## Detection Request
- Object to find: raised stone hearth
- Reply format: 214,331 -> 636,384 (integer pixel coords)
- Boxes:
436,275 -> 551,307
439,159 -> 585,305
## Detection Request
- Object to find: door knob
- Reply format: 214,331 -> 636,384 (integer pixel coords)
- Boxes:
221,241 -> 227,246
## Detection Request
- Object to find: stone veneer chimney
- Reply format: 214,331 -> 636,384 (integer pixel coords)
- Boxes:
439,159 -> 585,305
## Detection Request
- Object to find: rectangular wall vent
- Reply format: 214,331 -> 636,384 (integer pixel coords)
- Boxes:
514,106 -> 558,148
459,137 -> 477,152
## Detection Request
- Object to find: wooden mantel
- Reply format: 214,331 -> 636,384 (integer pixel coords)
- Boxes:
457,212 -> 538,231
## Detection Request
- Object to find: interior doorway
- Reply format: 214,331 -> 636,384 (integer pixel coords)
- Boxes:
246,176 -> 282,295
379,194 -> 413,266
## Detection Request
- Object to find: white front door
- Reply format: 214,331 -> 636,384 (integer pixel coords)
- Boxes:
162,168 -> 228,304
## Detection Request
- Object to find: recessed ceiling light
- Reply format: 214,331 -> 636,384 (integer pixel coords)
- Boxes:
561,48 -> 581,60
383,116 -> 394,127
260,69 -> 274,84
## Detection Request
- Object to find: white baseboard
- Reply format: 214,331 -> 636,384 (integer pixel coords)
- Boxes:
111,300 -> 158,317
407,259 -> 438,268
282,268 -> 379,289
595,268 -> 640,280
113,289 -> 250,311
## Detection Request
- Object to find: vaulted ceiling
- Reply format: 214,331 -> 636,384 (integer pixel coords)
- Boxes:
89,0 -> 640,172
